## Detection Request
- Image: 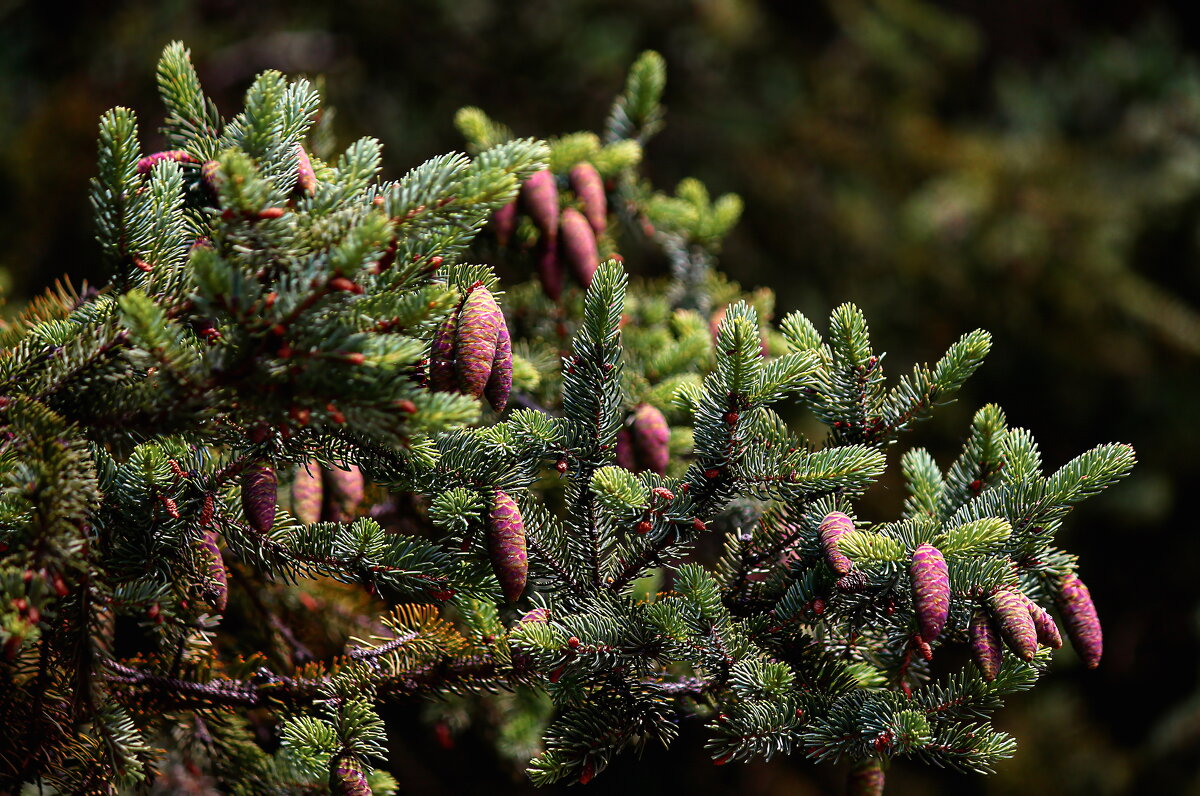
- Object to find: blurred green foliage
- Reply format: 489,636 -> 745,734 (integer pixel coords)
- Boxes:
2,0 -> 1198,793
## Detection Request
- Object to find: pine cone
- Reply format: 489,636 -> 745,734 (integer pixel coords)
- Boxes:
454,284 -> 503,397
520,168 -> 559,237
560,207 -> 599,288
291,462 -> 323,525
1057,574 -> 1102,668
484,322 -> 513,413
569,162 -> 607,235
428,308 -> 459,393
969,608 -> 1003,681
330,755 -> 372,796
818,511 -> 855,576
631,403 -> 670,475
1022,595 -> 1063,650
241,462 -> 277,535
846,758 -> 885,796
615,427 -> 637,471
326,465 -> 365,523
990,588 -> 1037,661
910,544 -> 950,642
488,490 -> 527,602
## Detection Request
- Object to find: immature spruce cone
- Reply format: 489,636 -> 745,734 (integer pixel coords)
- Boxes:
969,608 -> 1003,681
292,462 -> 323,525
910,544 -> 950,642
428,308 -> 459,393
241,462 -> 277,535
137,149 -> 196,174
484,322 -> 513,413
1023,596 -> 1063,650
818,512 -> 855,576
631,403 -> 670,475
615,427 -> 638,471
326,465 -> 365,523
846,758 -> 885,796
193,526 -> 228,612
990,588 -> 1037,661
330,755 -> 372,796
294,144 -> 316,196
1057,574 -> 1102,669
492,199 -> 518,247
488,490 -> 527,603
455,285 -> 503,397
535,235 -> 564,301
560,206 -> 599,288
520,169 -> 559,237
569,162 -> 607,235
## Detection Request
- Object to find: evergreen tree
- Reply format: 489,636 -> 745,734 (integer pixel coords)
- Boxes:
0,43 -> 1134,794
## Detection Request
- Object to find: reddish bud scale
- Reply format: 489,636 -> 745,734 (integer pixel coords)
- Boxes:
492,200 -> 518,247
455,285 -> 503,397
428,309 -> 460,392
1057,574 -> 1102,668
488,490 -> 527,602
615,427 -> 637,470
847,758 -> 885,796
136,149 -> 196,174
326,465 -> 365,523
560,207 -> 599,288
653,486 -> 675,502
969,608 -> 1003,681
330,756 -> 372,796
990,589 -> 1037,661
912,634 -> 933,661
193,526 -> 228,612
818,512 -> 855,576
692,518 -> 707,532
635,520 -> 653,534
294,144 -> 316,195
484,321 -> 513,412
910,544 -> 950,642
292,463 -> 324,525
632,403 -> 670,476
241,463 -> 277,535
569,162 -> 607,235
521,169 -> 559,237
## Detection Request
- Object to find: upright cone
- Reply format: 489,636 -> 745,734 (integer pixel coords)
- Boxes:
455,285 -> 503,397
484,323 -> 513,412
569,162 -> 607,235
521,169 -> 559,237
631,403 -> 670,475
560,206 -> 599,288
818,512 -> 855,576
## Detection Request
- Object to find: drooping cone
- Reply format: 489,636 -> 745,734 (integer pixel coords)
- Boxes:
326,465 -> 365,523
292,462 -> 323,525
990,588 -> 1037,661
846,758 -> 885,796
520,169 -> 559,237
492,200 -> 518,247
631,403 -> 670,475
1023,596 -> 1063,650
428,308 -> 460,393
484,322 -> 513,412
818,512 -> 855,576
560,207 -> 599,288
294,144 -> 317,195
910,544 -> 950,642
969,608 -> 1003,681
488,490 -> 527,603
615,427 -> 637,471
1057,574 -> 1102,669
137,149 -> 196,174
569,162 -> 607,235
241,462 -> 277,534
455,285 -> 503,397
193,526 -> 228,612
535,235 -> 564,301
330,755 -> 372,796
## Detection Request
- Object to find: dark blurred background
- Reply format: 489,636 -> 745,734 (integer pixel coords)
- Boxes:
2,0 -> 1198,793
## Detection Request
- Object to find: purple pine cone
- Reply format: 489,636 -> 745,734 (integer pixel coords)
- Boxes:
846,758 -> 885,796
193,526 -> 228,612
1057,574 -> 1102,669
484,322 -> 513,413
560,206 -> 599,288
492,200 -> 518,247
1022,594 -> 1063,650
990,588 -> 1037,661
241,462 -> 277,535
429,308 -> 459,393
520,169 -> 559,237
488,490 -> 528,603
137,149 -> 196,174
818,511 -> 855,576
294,144 -> 316,196
326,465 -> 365,523
632,403 -> 670,475
292,462 -> 323,525
535,235 -> 564,301
454,284 -> 503,398
910,544 -> 950,642
569,162 -> 607,235
969,608 -> 1003,681
615,427 -> 637,471
330,755 -> 372,796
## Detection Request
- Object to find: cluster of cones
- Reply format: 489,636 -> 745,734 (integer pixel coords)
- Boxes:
429,282 -> 512,412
